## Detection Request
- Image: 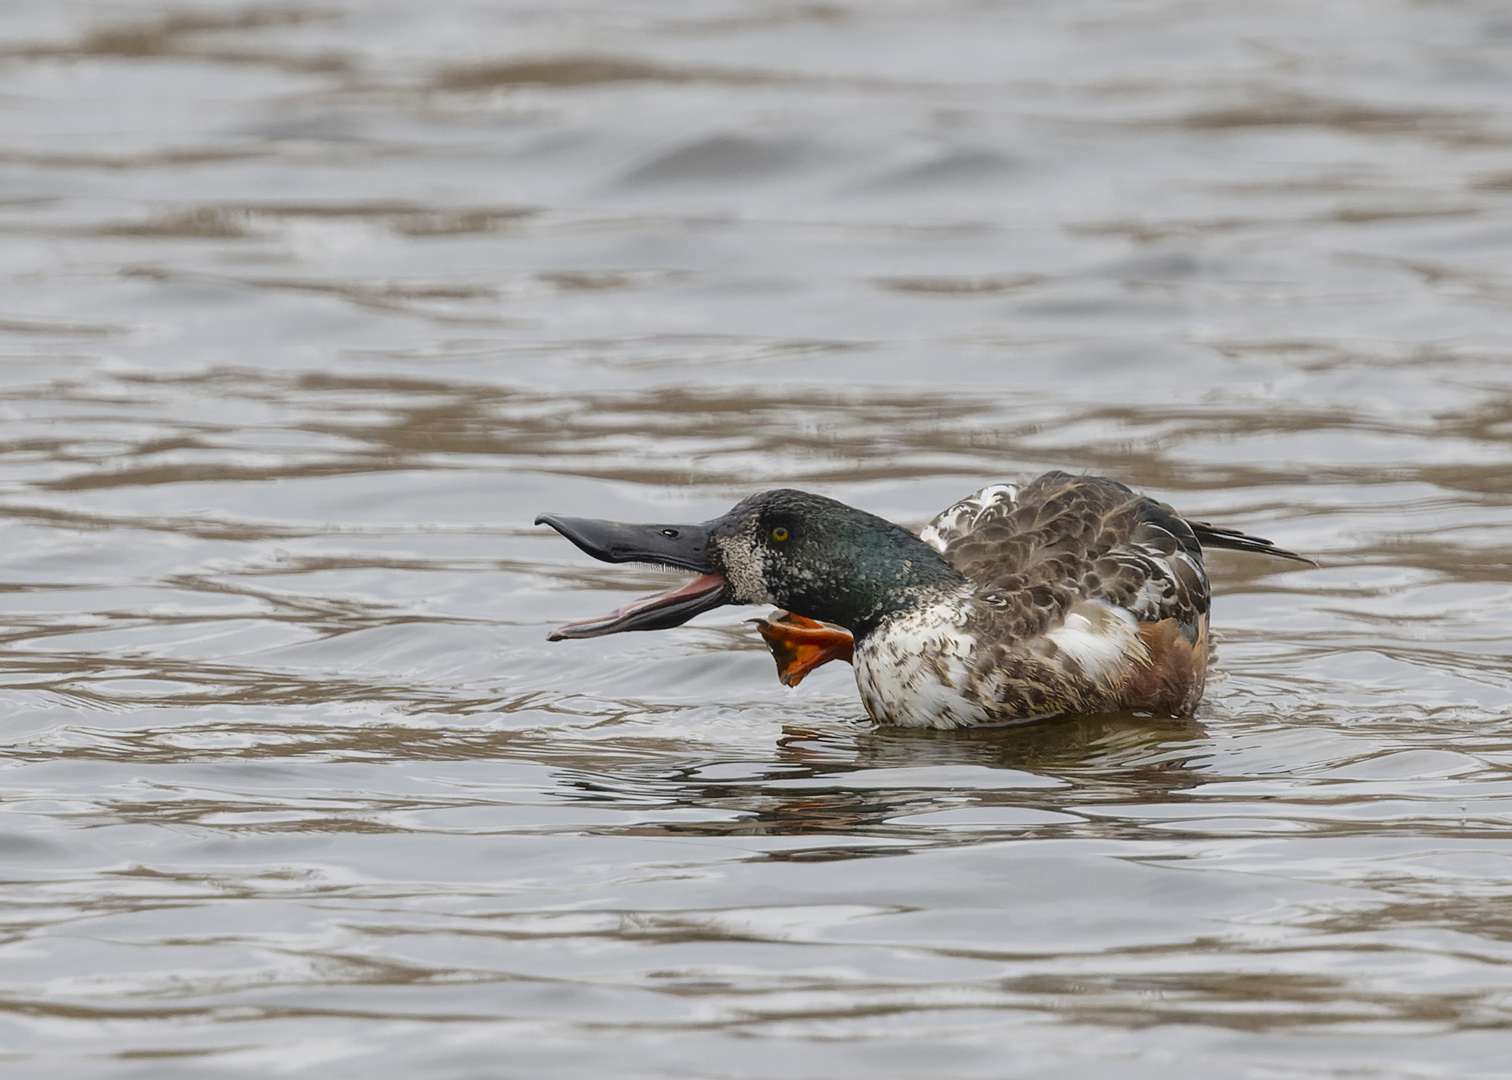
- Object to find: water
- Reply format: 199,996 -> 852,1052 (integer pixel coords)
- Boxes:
2,1 -> 1511,1076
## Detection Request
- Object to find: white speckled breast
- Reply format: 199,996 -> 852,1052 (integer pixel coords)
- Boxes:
852,595 -> 990,730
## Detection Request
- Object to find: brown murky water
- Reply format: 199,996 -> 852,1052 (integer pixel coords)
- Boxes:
2,2 -> 1512,1077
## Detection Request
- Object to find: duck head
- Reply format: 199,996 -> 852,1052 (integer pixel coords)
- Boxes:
537,488 -> 964,640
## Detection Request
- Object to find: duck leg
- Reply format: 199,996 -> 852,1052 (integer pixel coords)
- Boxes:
753,611 -> 855,687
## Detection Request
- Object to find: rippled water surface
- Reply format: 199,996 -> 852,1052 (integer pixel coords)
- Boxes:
3,2 -> 1512,1076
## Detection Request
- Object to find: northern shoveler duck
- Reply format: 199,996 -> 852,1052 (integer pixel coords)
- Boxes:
536,472 -> 1310,729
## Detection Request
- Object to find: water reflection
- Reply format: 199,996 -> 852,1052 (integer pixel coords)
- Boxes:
550,716 -> 1213,852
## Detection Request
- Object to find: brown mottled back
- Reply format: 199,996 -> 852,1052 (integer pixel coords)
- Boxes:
918,472 -> 1211,642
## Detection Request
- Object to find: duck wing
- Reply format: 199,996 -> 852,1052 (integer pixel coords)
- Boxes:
917,473 -> 1220,715
920,471 -> 1310,633
918,472 -> 1216,638
908,473 -> 1309,718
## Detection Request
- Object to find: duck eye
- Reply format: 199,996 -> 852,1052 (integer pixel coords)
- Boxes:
771,526 -> 789,542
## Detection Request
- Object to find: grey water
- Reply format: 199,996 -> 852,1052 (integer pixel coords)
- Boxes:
2,1 -> 1512,1077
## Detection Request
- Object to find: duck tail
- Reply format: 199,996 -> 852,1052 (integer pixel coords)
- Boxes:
1189,521 -> 1316,565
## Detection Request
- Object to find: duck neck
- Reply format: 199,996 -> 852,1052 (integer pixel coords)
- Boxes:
831,538 -> 968,641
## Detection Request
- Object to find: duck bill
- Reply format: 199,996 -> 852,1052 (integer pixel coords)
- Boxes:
535,513 -> 730,639
546,572 -> 729,640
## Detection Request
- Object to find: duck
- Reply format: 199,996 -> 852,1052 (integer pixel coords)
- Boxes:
536,472 -> 1310,729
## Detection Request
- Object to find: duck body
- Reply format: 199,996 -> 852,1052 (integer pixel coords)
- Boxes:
848,474 -> 1213,728
538,472 -> 1306,728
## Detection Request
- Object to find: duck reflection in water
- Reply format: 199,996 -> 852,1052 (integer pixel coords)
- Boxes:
554,713 -> 1212,854
539,472 -> 1310,730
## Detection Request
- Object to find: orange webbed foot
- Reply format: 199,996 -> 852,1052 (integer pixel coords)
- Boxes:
752,611 -> 855,687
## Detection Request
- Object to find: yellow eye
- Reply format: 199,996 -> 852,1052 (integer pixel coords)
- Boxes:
771,526 -> 789,542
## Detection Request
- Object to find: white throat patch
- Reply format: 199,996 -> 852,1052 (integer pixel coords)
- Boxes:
712,532 -> 774,605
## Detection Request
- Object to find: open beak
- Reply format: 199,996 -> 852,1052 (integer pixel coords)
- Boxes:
535,514 -> 730,639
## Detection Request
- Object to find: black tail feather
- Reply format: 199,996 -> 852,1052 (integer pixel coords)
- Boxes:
1189,521 -> 1315,565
